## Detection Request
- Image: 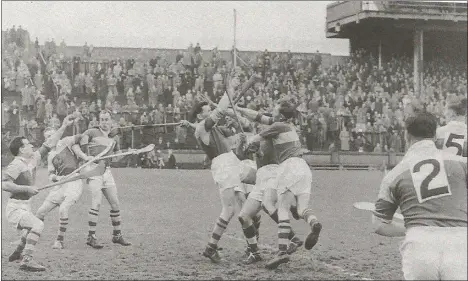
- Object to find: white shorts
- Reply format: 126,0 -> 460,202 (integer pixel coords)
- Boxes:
45,179 -> 83,205
247,164 -> 279,202
277,157 -> 312,196
400,226 -> 467,280
239,159 -> 257,185
211,151 -> 242,192
243,183 -> 255,195
88,168 -> 116,192
5,198 -> 32,229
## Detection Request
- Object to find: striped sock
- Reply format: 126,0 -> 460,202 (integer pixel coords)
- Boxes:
278,219 -> 291,253
23,230 -> 41,256
16,229 -> 29,252
268,209 -> 297,240
242,223 -> 258,253
88,208 -> 99,236
110,210 -> 121,236
57,218 -> 68,241
302,209 -> 318,225
208,217 -> 229,249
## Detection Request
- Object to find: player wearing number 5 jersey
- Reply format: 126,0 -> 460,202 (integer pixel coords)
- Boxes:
373,112 -> 467,280
435,97 -> 467,157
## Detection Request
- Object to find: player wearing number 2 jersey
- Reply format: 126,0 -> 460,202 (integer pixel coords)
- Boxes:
373,111 -> 467,280
435,97 -> 467,157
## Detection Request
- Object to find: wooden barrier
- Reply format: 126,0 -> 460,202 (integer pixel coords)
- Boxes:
1,148 -> 405,169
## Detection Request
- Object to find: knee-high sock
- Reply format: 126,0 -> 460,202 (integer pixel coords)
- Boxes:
241,221 -> 258,253
302,209 -> 318,225
208,217 -> 228,249
268,209 -> 297,240
278,219 -> 291,253
110,210 -> 122,236
15,229 -> 29,252
88,208 -> 99,236
23,230 -> 41,256
57,218 -> 68,241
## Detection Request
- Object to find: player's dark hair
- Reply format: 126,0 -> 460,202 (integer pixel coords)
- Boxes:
9,136 -> 26,156
405,112 -> 437,139
278,101 -> 296,120
448,97 -> 467,116
190,101 -> 209,122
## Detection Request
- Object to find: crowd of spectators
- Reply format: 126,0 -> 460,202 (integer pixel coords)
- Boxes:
2,26 -> 467,160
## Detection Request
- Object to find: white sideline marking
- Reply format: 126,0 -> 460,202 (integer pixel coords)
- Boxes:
222,233 -> 374,281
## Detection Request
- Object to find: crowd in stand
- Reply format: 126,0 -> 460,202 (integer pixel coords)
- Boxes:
2,26 -> 467,160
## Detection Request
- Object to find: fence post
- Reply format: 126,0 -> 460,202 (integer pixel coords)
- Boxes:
131,128 -> 134,149
388,150 -> 397,170
330,149 -> 340,165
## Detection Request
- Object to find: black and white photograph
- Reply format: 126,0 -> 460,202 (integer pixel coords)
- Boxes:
1,1 -> 467,280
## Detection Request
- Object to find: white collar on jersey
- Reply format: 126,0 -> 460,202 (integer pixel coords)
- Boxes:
16,156 -> 30,164
406,139 -> 437,157
447,120 -> 467,127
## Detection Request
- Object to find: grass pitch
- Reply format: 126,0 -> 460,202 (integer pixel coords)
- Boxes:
2,169 -> 403,280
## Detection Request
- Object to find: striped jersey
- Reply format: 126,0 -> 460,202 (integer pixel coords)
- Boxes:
255,114 -> 303,163
374,140 -> 467,228
80,127 -> 117,158
436,121 -> 467,157
49,135 -> 82,176
2,144 -> 51,200
195,109 -> 236,160
256,138 -> 279,168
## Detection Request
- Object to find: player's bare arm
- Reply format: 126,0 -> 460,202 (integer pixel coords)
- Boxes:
180,120 -> 198,130
42,115 -> 75,149
71,134 -> 94,161
371,173 -> 406,237
2,178 -> 38,197
371,214 -> 405,237
71,143 -> 93,161
235,107 -> 273,125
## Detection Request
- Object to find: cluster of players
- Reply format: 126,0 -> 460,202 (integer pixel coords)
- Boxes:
3,111 -> 131,272
2,71 -> 467,280
184,72 -> 467,278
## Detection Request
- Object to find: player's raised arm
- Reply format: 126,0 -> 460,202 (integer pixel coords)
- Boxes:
235,106 -> 274,125
233,73 -> 262,103
371,173 -> 405,237
35,115 -> 75,162
43,115 -> 74,148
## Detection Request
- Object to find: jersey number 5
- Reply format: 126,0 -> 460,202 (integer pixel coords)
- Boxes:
411,159 -> 451,203
446,133 -> 466,156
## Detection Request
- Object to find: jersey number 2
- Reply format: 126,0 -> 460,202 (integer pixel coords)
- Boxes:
446,133 -> 465,156
412,159 -> 451,203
